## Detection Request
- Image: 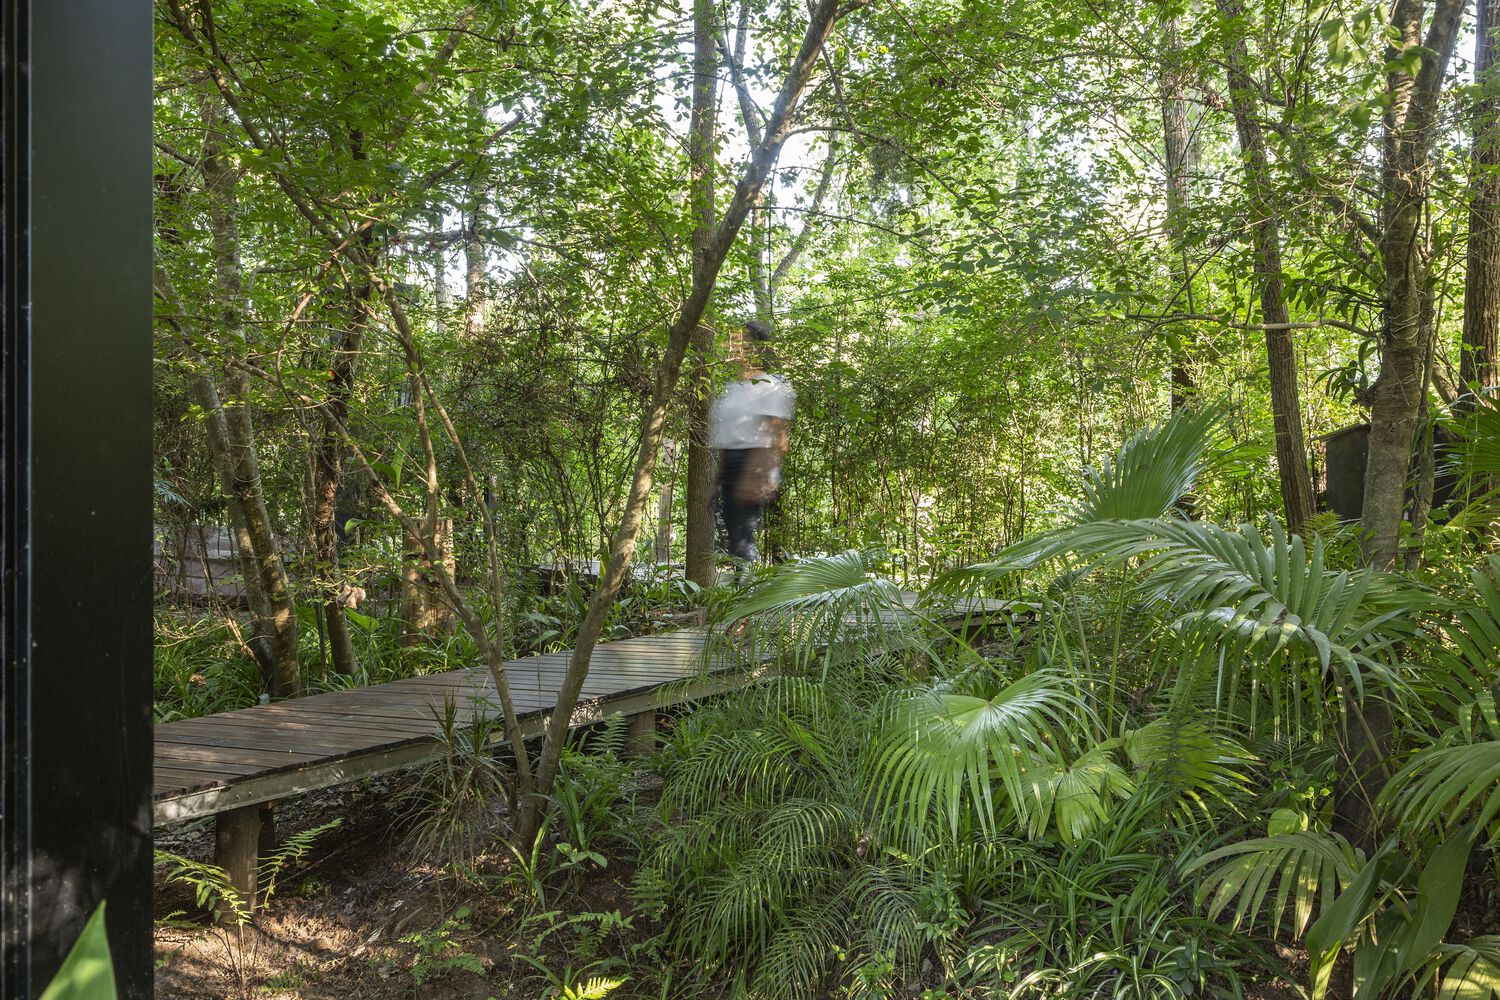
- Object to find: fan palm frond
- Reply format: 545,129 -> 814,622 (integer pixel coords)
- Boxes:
1072,403 -> 1224,523
873,670 -> 1086,847
719,550 -> 931,674
946,407 -> 1221,577
1021,741 -> 1136,845
1122,717 -> 1254,825
1183,829 -> 1362,940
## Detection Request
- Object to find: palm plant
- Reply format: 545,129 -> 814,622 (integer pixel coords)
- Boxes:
644,409 -> 1500,998
394,698 -> 510,870
712,548 -> 934,677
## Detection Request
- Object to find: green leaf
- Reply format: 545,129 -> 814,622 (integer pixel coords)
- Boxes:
1307,844 -> 1390,999
39,902 -> 116,1000
346,609 -> 376,631
1268,807 -> 1303,836
1396,829 -> 1474,977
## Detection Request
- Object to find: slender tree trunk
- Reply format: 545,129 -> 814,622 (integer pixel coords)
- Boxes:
348,283 -> 535,798
1466,0 -> 1500,392
200,97 -> 301,696
188,371 -> 277,678
307,256 -> 370,676
528,0 -> 847,832
1161,13 -> 1197,411
401,369 -> 454,644
434,244 -> 451,327
1218,0 -> 1317,532
655,438 -> 679,563
684,0 -> 720,587
156,266 -> 280,681
771,140 -> 837,300
1362,0 -> 1465,569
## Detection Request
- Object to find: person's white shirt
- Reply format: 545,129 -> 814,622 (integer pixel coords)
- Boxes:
709,372 -> 795,449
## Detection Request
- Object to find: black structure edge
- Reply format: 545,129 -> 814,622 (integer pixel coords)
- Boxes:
3,0 -> 154,995
1,0 -> 33,991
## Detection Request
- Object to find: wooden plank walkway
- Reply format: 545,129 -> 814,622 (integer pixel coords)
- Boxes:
153,595 -> 1010,827
152,628 -> 743,825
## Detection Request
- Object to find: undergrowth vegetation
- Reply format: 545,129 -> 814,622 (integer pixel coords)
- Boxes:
156,410 -> 1500,999
623,409 -> 1500,998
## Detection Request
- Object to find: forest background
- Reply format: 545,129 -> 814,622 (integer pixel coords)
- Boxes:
150,0 -> 1500,994
154,0 -> 1491,693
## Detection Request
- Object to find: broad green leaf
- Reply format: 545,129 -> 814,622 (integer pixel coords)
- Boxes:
39,903 -> 116,1000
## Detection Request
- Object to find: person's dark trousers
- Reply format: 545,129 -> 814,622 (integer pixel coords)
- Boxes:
715,448 -> 771,564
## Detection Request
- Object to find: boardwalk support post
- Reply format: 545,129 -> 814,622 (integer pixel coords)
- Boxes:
627,711 -> 658,756
214,806 -> 262,920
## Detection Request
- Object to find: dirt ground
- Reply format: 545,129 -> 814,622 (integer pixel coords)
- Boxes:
153,774 -> 654,1000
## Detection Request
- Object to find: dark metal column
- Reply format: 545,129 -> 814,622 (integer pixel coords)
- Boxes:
2,0 -> 154,995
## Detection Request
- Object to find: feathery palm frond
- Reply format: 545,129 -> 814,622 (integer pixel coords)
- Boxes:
966,516 -> 1425,737
1439,397 -> 1500,529
1422,937 -> 1500,1000
1381,737 -> 1500,840
1417,556 -> 1500,726
873,670 -> 1086,846
1183,829 -> 1363,940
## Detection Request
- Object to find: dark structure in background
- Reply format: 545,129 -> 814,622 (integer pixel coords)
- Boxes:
2,0 -> 153,996
1323,423 -> 1371,521
1321,420 -> 1461,522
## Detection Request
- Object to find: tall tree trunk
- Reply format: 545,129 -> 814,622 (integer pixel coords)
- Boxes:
307,241 -> 371,676
1466,0 -> 1500,392
1362,0 -> 1465,569
528,0 -> 846,834
1342,0 -> 1465,856
684,0 -> 720,587
200,97 -> 301,696
464,93 -> 489,341
1218,0 -> 1317,533
1161,12 -> 1198,411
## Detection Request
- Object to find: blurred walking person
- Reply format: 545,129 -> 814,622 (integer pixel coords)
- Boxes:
709,320 -> 794,578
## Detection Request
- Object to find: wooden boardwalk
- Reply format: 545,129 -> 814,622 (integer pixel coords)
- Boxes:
153,628 -> 743,826
154,595 -> 1011,829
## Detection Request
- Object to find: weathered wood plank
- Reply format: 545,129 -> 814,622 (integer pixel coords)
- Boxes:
161,713 -> 438,739
155,730 -> 395,756
154,743 -> 329,769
